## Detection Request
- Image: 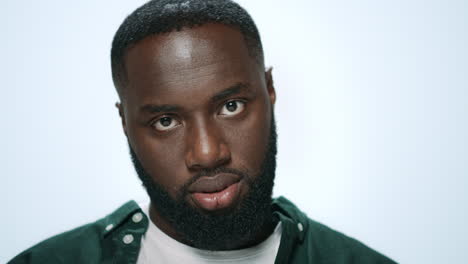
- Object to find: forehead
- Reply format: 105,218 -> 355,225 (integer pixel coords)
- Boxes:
122,23 -> 263,106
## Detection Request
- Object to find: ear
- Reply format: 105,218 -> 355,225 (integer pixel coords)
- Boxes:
265,67 -> 276,106
115,102 -> 128,137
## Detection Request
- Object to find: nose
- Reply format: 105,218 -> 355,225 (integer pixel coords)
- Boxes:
185,118 -> 231,170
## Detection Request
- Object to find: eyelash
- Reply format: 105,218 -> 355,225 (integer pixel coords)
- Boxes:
218,99 -> 247,116
149,114 -> 180,132
149,99 -> 248,132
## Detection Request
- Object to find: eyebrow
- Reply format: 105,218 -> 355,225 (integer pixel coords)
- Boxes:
211,82 -> 250,103
139,82 -> 250,114
139,104 -> 181,114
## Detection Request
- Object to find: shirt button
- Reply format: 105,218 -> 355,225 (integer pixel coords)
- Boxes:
123,234 -> 134,244
132,212 -> 143,223
297,223 -> 303,232
105,224 -> 114,231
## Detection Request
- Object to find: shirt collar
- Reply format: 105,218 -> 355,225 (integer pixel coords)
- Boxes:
98,196 -> 306,259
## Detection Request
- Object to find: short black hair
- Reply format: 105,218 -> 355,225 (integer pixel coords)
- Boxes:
111,0 -> 264,96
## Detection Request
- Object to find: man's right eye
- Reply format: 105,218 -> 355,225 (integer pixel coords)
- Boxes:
152,116 -> 180,131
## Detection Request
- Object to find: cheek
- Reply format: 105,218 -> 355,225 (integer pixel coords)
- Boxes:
129,127 -> 189,192
225,102 -> 271,175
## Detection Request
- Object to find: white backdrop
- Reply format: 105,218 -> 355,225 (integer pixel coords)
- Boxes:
2,0 -> 467,263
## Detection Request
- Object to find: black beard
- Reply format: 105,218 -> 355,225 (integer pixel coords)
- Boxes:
129,114 -> 277,250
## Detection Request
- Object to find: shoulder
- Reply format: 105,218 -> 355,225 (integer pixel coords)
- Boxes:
305,218 -> 396,263
8,201 -> 142,264
273,196 -> 397,264
8,222 -> 102,264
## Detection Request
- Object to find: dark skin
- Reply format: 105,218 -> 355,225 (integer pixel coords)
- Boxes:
116,23 -> 276,249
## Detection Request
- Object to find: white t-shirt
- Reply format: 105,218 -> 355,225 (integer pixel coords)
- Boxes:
136,203 -> 282,264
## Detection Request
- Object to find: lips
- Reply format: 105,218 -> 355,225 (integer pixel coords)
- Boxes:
188,173 -> 242,211
188,173 -> 241,193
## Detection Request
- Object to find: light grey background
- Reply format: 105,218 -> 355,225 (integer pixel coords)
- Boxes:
2,0 -> 467,263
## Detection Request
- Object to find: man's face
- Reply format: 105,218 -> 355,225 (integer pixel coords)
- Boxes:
119,23 -> 276,249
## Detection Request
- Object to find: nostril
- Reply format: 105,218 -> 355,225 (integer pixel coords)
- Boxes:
184,121 -> 231,170
185,143 -> 231,170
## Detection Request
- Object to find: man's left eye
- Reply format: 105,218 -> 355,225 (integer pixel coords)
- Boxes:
219,100 -> 245,116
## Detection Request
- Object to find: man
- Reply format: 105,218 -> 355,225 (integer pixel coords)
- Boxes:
9,0 -> 396,263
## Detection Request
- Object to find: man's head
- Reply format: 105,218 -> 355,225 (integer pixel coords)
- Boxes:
111,0 -> 265,96
111,0 -> 277,250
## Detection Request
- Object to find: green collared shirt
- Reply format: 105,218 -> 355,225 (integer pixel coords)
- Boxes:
9,197 -> 396,264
